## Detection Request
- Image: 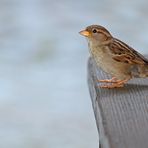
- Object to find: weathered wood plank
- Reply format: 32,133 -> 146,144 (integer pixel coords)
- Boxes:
88,57 -> 148,148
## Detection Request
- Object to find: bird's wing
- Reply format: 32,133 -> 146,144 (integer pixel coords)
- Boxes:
109,38 -> 148,65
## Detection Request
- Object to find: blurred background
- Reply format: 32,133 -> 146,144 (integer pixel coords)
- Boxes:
0,0 -> 148,148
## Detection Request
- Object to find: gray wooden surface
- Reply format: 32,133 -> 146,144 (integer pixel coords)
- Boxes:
88,57 -> 148,148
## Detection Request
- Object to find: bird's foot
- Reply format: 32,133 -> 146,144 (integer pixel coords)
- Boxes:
99,78 -> 130,89
100,83 -> 124,88
98,77 -> 118,83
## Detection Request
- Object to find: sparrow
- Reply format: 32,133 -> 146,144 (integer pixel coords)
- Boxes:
79,25 -> 148,88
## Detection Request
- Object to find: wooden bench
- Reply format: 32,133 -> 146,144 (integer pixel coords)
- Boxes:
88,57 -> 148,148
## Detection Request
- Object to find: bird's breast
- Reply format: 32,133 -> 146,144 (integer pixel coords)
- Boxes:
89,45 -> 131,79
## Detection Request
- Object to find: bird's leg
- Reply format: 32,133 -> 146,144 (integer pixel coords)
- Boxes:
100,78 -> 130,88
98,77 -> 117,83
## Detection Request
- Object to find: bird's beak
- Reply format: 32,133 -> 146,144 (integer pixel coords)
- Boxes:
79,30 -> 90,37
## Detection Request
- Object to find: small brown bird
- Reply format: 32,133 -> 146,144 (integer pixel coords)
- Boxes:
79,25 -> 148,88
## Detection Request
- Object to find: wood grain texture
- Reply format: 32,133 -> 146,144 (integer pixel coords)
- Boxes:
88,57 -> 148,148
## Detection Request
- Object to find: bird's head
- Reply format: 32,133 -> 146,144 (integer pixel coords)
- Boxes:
79,25 -> 112,44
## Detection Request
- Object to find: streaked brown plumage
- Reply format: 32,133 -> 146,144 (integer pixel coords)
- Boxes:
79,25 -> 148,88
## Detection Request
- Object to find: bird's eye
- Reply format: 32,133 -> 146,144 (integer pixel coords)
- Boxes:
92,29 -> 97,33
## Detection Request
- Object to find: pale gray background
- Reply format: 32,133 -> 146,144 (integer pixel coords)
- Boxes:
0,0 -> 148,148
